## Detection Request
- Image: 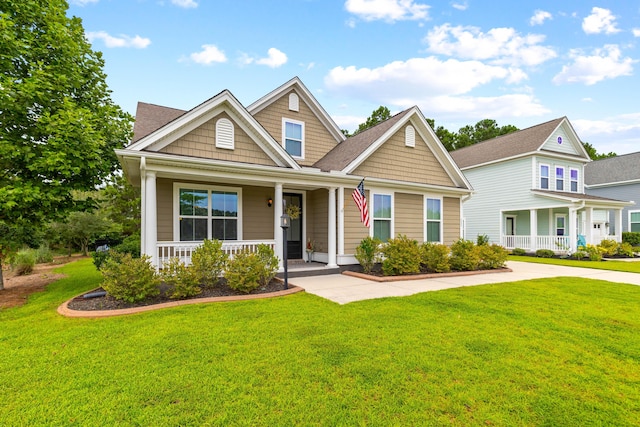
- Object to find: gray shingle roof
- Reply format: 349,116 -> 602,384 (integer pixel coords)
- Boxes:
313,109 -> 412,172
584,151 -> 640,185
132,102 -> 186,142
450,117 -> 569,169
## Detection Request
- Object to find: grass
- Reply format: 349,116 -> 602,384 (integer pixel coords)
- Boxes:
509,254 -> 640,273
1,259 -> 640,425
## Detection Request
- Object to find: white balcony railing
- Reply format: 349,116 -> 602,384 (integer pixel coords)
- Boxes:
156,240 -> 276,268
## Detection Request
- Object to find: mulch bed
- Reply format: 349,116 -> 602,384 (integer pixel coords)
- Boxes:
67,278 -> 287,312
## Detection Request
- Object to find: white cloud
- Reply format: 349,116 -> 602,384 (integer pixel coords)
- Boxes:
424,24 -> 557,67
530,10 -> 552,26
172,0 -> 198,8
86,31 -> 151,49
69,0 -> 98,5
582,7 -> 620,35
552,45 -> 635,85
573,114 -> 640,155
243,48 -> 288,68
345,0 -> 429,22
633,28 -> 640,37
189,44 -> 227,65
451,1 -> 468,11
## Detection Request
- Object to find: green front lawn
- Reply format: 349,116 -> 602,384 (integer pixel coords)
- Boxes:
1,259 -> 639,425
509,254 -> 640,273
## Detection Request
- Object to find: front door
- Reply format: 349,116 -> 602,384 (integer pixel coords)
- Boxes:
505,216 -> 516,236
284,193 -> 303,259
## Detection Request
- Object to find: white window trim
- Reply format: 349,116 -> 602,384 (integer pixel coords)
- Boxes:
282,117 -> 305,160
540,163 -> 550,190
569,167 -> 579,192
173,182 -> 243,242
555,213 -> 567,236
505,215 -> 517,236
555,166 -> 565,191
215,118 -> 234,150
629,210 -> 640,233
370,190 -> 394,241
424,195 -> 443,243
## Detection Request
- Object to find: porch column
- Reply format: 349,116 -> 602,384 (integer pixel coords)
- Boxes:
274,183 -> 284,270
529,209 -> 537,252
585,207 -> 593,245
144,170 -> 157,266
327,187 -> 338,268
615,209 -> 623,242
569,208 -> 578,252
337,186 -> 345,257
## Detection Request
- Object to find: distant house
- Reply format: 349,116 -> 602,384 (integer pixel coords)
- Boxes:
116,77 -> 472,269
450,117 -> 633,253
585,152 -> 639,234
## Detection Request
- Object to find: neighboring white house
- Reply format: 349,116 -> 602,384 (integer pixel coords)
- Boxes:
450,117 -> 633,253
585,151 -> 639,234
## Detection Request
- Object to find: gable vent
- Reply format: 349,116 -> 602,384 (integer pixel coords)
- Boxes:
216,118 -> 234,150
289,93 -> 299,112
405,125 -> 415,148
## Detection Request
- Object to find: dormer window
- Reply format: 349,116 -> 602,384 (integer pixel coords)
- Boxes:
282,118 -> 304,158
405,125 -> 415,147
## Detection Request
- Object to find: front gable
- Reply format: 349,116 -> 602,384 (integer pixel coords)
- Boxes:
539,119 -> 589,159
352,120 -> 456,187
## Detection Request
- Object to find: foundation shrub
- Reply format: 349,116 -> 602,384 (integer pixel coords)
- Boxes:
381,235 -> 421,276
224,250 -> 263,293
622,232 -> 640,247
449,239 -> 480,271
101,253 -> 160,303
616,242 -> 635,258
573,250 -> 588,260
580,244 -> 603,261
190,239 -> 228,288
597,239 -> 618,257
355,236 -> 381,274
11,249 -> 36,276
476,234 -> 490,246
535,249 -> 554,258
161,257 -> 201,299
92,234 -> 141,271
511,248 -> 527,256
255,244 -> 279,286
476,244 -> 508,270
421,242 -> 450,273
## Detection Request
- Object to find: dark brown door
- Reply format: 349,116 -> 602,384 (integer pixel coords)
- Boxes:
284,193 -> 303,259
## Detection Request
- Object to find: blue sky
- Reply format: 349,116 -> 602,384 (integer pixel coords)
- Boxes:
68,0 -> 640,155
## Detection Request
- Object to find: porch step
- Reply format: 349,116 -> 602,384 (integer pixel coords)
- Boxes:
277,261 -> 341,278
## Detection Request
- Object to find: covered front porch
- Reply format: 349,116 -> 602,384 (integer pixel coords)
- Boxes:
500,205 -> 624,254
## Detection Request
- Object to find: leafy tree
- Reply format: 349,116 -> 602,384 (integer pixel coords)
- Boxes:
101,175 -> 141,236
51,211 -> 121,256
353,106 -> 392,135
582,142 -> 616,160
0,0 -> 133,285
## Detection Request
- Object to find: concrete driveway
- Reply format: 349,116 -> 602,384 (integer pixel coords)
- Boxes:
290,260 -> 640,304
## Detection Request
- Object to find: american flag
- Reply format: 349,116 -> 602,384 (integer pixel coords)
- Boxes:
352,179 -> 370,227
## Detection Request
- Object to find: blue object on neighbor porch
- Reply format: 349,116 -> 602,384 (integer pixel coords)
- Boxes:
577,234 -> 586,247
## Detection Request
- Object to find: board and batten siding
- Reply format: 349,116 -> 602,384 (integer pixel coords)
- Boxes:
159,112 -> 278,167
586,182 -> 640,232
394,192 -> 423,241
443,197 -> 461,244
353,124 -> 455,187
252,90 -> 339,167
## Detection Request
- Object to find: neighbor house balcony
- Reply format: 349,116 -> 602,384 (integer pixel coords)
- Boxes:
501,235 -> 572,254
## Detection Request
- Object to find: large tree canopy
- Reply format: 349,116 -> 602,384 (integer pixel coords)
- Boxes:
0,0 -> 133,227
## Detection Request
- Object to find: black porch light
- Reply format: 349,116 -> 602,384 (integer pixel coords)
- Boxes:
280,212 -> 290,289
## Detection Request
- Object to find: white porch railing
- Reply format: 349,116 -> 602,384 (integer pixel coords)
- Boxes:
501,235 -> 571,252
156,240 -> 276,268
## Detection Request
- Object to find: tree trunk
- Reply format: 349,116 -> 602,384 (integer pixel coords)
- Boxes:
0,258 -> 5,291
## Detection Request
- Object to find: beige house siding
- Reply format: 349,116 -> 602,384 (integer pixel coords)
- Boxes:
353,124 -> 455,187
253,90 -> 338,166
343,188 -> 370,255
394,192 -> 423,241
443,196 -> 461,244
157,178 -> 173,242
307,189 -> 328,253
159,112 -> 278,167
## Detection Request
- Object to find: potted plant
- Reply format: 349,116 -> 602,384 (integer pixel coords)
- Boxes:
306,238 -> 315,262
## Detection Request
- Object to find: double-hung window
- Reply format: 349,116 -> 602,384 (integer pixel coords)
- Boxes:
540,165 -> 549,189
425,197 -> 442,242
570,168 -> 579,192
372,193 -> 392,242
176,184 -> 240,241
630,211 -> 640,232
283,118 -> 304,158
556,167 -> 564,191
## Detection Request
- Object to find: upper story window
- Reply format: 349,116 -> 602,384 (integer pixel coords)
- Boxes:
215,118 -> 234,150
540,164 -> 549,189
405,125 -> 415,147
570,168 -> 579,192
175,184 -> 241,242
282,118 -> 304,159
372,193 -> 392,242
556,167 -> 564,191
425,197 -> 442,242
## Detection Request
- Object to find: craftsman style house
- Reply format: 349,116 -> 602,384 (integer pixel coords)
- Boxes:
116,77 -> 472,269
585,152 -> 639,233
450,117 -> 632,254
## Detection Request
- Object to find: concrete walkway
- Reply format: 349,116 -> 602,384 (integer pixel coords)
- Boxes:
290,261 -> 640,304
